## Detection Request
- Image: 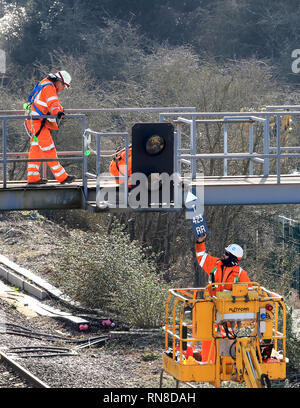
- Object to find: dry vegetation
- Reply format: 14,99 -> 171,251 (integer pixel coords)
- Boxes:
0,1 -> 300,383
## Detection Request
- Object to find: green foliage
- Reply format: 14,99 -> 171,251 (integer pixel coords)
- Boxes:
246,242 -> 300,298
0,0 -> 299,333
2,0 -> 300,83
54,221 -> 168,328
141,351 -> 160,361
82,18 -> 148,82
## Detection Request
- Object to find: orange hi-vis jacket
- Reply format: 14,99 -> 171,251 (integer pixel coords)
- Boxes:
26,77 -> 64,131
195,241 -> 250,363
25,78 -> 68,184
195,241 -> 250,296
109,148 -> 132,185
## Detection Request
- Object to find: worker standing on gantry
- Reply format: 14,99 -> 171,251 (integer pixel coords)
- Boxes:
195,233 -> 251,361
24,70 -> 76,185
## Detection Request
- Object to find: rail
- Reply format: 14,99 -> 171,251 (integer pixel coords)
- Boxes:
0,350 -> 50,388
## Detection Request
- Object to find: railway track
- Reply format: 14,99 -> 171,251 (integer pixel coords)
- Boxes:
0,350 -> 50,388
0,253 -> 296,389
0,317 -> 109,388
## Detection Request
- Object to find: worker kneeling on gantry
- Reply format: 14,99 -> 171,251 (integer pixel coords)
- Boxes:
161,235 -> 287,388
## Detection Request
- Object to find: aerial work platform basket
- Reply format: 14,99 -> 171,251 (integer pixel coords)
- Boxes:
161,283 -> 287,388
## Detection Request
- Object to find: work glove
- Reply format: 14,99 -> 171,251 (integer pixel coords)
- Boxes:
57,111 -> 66,128
196,233 -> 207,243
57,111 -> 65,120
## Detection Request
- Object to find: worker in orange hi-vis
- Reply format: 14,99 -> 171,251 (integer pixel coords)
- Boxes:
195,233 -> 250,362
24,70 -> 76,185
109,146 -> 132,187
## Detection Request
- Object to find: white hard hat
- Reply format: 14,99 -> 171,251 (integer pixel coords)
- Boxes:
225,244 -> 243,260
55,70 -> 71,87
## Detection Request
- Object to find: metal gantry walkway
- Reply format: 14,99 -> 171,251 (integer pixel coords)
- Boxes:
0,106 -> 300,211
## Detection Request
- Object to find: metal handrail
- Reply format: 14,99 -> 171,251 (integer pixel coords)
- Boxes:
82,129 -> 129,207
0,107 -> 197,210
160,109 -> 300,183
1,106 -> 300,211
0,107 -> 197,116
0,150 -> 83,179
0,114 -> 87,190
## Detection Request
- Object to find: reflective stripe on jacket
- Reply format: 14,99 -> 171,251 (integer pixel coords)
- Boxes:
29,78 -> 63,131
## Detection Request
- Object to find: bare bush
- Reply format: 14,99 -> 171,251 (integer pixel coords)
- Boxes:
53,221 -> 168,328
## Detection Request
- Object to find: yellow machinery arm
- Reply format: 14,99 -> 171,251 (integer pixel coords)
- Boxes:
236,338 -> 268,388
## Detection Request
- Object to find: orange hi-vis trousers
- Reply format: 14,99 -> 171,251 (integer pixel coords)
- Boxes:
25,120 -> 68,183
201,322 -> 235,363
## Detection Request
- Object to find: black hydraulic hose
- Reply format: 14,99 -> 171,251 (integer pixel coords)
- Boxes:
261,374 -> 271,388
229,340 -> 237,360
223,323 -> 236,339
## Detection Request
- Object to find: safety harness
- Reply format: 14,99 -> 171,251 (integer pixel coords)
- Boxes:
110,146 -> 132,184
112,150 -> 125,177
24,81 -> 54,141
112,146 -> 131,174
209,261 -> 244,340
209,261 -> 243,290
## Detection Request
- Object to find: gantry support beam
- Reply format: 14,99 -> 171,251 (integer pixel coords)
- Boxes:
0,174 -> 299,211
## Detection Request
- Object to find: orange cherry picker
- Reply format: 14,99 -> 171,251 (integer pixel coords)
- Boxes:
161,282 -> 287,388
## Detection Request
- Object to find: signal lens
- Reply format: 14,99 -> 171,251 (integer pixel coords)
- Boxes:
266,304 -> 273,311
145,135 -> 165,155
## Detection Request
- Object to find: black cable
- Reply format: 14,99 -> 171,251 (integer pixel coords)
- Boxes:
229,340 -> 237,360
12,352 -> 75,358
0,322 -> 32,332
261,374 -> 271,388
223,323 -> 236,339
9,346 -> 71,352
0,328 -> 108,344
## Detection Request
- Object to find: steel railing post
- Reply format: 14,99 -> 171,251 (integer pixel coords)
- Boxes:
176,123 -> 182,175
82,115 -> 88,203
224,123 -> 228,176
173,130 -> 180,208
191,115 -> 197,179
124,134 -> 129,207
96,133 -> 101,203
264,114 -> 270,177
249,123 -> 254,175
174,130 -> 178,175
276,115 -> 281,184
2,118 -> 7,188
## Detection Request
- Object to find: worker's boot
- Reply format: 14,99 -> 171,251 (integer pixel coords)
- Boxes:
60,175 -> 76,184
27,178 -> 48,186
